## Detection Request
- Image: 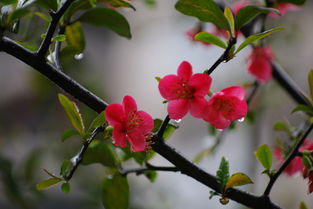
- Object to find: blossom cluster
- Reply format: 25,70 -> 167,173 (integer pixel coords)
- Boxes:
159,61 -> 248,129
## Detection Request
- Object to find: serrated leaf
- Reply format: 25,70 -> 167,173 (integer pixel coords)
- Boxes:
278,0 -> 306,5
78,8 -> 131,38
235,27 -> 284,54
82,140 -> 116,167
299,201 -> 308,209
58,94 -> 85,134
224,7 -> 235,37
235,5 -> 280,30
194,32 -> 227,49
61,182 -> 70,194
52,34 -> 66,42
224,172 -> 253,192
98,0 -> 135,10
61,129 -> 80,142
87,111 -> 106,133
65,22 -> 85,54
175,0 -> 230,30
102,174 -> 129,209
292,104 -> 313,115
36,178 -> 62,190
255,144 -> 272,170
216,157 -> 229,192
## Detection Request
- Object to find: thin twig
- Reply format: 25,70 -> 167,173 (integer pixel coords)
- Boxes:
37,0 -> 75,58
64,126 -> 104,181
120,162 -> 179,176
264,123 -> 313,196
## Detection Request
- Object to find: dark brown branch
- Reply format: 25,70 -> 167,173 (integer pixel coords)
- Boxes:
264,123 -> 313,196
64,126 -> 104,181
120,163 -> 179,176
37,0 -> 75,58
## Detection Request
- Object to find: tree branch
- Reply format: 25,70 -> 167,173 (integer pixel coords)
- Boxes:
64,126 -> 104,181
37,0 -> 75,58
264,122 -> 313,196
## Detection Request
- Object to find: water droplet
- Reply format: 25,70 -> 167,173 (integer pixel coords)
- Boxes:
71,156 -> 79,164
174,119 -> 182,123
216,129 -> 223,132
74,53 -> 84,60
238,117 -> 245,123
47,54 -> 53,63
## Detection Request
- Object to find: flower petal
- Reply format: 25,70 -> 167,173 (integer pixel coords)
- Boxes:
203,104 -> 230,129
123,95 -> 137,115
189,73 -> 212,97
168,99 -> 189,120
221,86 -> 245,100
112,124 -> 127,148
177,61 -> 192,81
136,110 -> 154,134
226,98 -> 248,120
105,104 -> 125,126
248,58 -> 272,83
159,75 -> 182,100
128,132 -> 146,152
189,97 -> 206,118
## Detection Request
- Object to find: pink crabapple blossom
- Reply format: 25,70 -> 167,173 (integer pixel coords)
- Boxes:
105,95 -> 154,152
158,61 -> 212,120
274,139 -> 313,176
202,86 -> 248,129
247,46 -> 274,83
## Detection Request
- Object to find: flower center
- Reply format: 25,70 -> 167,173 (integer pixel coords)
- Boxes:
213,97 -> 237,118
175,80 -> 195,100
126,110 -> 143,131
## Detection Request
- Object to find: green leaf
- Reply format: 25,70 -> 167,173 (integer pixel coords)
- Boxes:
216,157 -> 229,192
52,34 -> 66,42
278,0 -> 306,5
65,22 -> 85,54
273,121 -> 290,132
144,170 -> 158,182
60,160 -> 71,177
87,111 -> 106,133
302,155 -> 313,171
58,94 -> 85,134
152,118 -> 178,140
35,0 -> 58,11
61,182 -> 70,194
78,8 -> 131,38
0,0 -> 17,5
98,0 -> 136,10
194,32 -> 227,49
224,7 -> 235,37
132,151 -> 147,165
292,104 -> 313,115
34,11 -> 51,22
224,172 -> 253,192
299,201 -> 309,209
61,129 -> 80,142
235,5 -> 280,30
10,8 -> 29,21
63,0 -> 94,21
102,174 -> 129,209
36,178 -> 62,190
82,140 -> 116,167
255,144 -> 272,170
175,0 -> 230,30
235,27 -> 284,54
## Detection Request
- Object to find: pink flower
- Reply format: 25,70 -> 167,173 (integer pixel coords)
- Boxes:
158,61 -> 212,120
247,46 -> 274,83
270,3 -> 299,17
202,86 -> 248,129
275,140 -> 313,176
105,95 -> 154,152
185,25 -> 210,46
